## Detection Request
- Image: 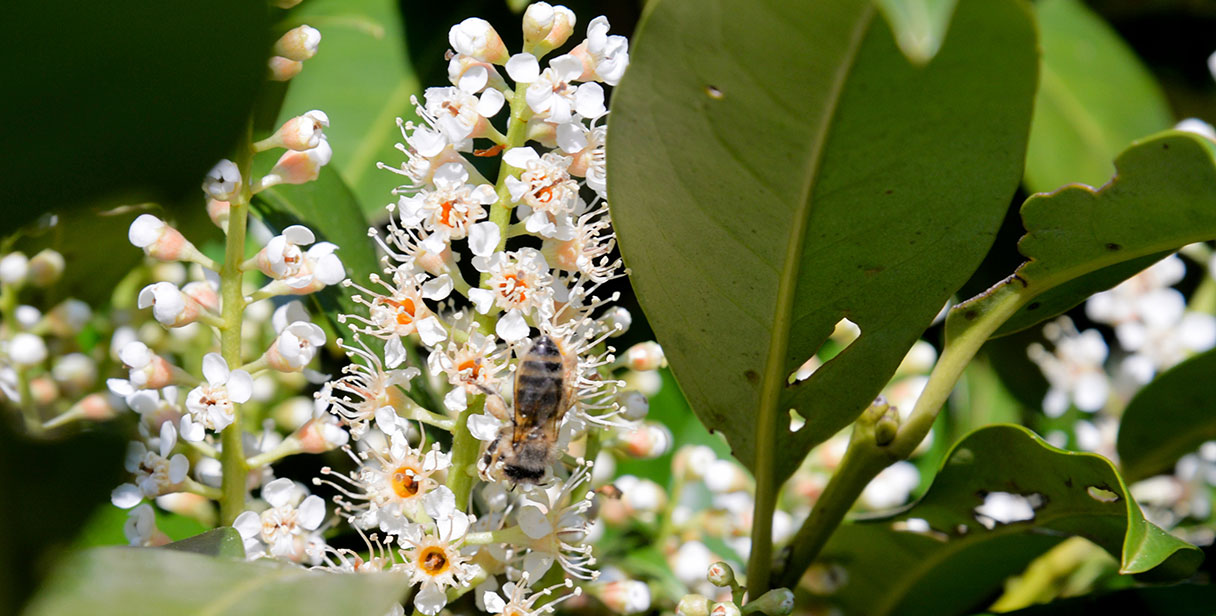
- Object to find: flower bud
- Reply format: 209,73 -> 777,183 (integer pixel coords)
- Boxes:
595,580 -> 650,615
677,594 -> 711,616
523,3 -> 576,54
449,17 -> 508,64
206,199 -> 230,229
296,416 -> 349,453
9,332 -> 47,366
264,321 -> 326,372
120,341 -> 174,389
268,56 -> 303,81
742,589 -> 794,616
256,139 -> 333,190
0,252 -> 29,285
707,561 -> 737,587
53,353 -> 97,392
711,602 -> 742,616
15,305 -> 41,329
704,459 -> 751,493
28,249 -> 65,287
603,306 -> 632,336
128,214 -> 200,262
47,299 -> 91,337
618,390 -> 649,420
623,341 -> 666,371
266,110 -> 330,151
274,25 -> 320,61
613,421 -> 671,459
30,375 -> 59,405
617,475 -> 667,516
673,445 -> 717,481
75,392 -> 121,421
182,281 -> 220,313
139,282 -> 203,328
202,159 -> 241,201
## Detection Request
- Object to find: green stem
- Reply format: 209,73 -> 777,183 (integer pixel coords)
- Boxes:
445,396 -> 484,510
775,286 -> 1025,588
219,120 -> 255,526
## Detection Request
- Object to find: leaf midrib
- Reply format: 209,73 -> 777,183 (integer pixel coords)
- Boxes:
755,4 -> 875,477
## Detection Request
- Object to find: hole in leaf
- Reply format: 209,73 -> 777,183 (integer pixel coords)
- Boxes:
787,318 -> 860,384
1087,486 -> 1119,503
705,85 -> 724,99
974,492 -> 1043,529
789,408 -> 806,431
893,518 -> 948,541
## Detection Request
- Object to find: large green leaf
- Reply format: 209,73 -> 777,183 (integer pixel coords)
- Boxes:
953,132 -> 1216,339
808,425 -> 1202,616
164,528 -> 246,559
1023,0 -> 1172,194
277,0 -> 418,217
0,0 -> 269,235
252,166 -> 379,339
25,547 -> 408,616
606,0 -> 1036,483
1117,348 -> 1216,482
874,0 -> 959,65
972,583 -> 1216,616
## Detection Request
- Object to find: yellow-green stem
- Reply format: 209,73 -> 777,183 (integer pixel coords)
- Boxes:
219,121 -> 255,526
446,396 -> 485,510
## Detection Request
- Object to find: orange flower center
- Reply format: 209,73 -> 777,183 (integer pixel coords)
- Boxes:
439,200 -> 455,227
391,465 -> 421,498
420,547 -> 449,574
382,298 -> 417,325
457,359 -> 481,380
498,274 -> 528,303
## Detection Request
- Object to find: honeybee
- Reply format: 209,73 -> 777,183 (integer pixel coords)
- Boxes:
482,334 -> 578,483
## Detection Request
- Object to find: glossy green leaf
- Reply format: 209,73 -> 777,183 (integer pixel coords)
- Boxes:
253,166 -> 378,339
972,583 -> 1216,616
606,0 -> 1036,483
874,0 -> 959,64
0,0 -> 270,235
953,132 -> 1216,338
25,547 -> 408,616
277,0 -> 418,217
809,425 -> 1202,616
1117,348 -> 1216,482
1023,0 -> 1172,194
164,528 -> 245,559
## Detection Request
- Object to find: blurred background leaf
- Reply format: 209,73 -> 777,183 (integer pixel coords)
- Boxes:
0,0 -> 271,236
1023,0 -> 1172,194
1117,347 -> 1216,482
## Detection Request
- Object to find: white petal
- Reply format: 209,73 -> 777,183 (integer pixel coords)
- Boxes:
119,341 -> 153,369
477,88 -> 505,117
202,353 -> 230,385
518,504 -> 554,539
385,336 -> 407,369
263,477 -> 296,508
298,495 -> 326,530
180,416 -> 205,442
313,254 -> 346,286
443,387 -> 467,412
1074,373 -> 1109,412
496,310 -> 530,342
272,300 -> 309,332
467,288 -> 495,314
467,412 -> 503,441
168,454 -> 190,484
227,370 -> 254,403
421,274 -> 454,301
111,484 -> 143,509
556,122 -> 587,153
415,583 -> 448,616
458,65 -> 489,93
482,592 -> 506,614
375,406 -> 400,435
106,377 -> 135,397
551,54 -> 583,81
505,53 -> 540,83
128,214 -> 165,248
424,485 -> 457,521
468,222 -> 501,258
574,82 -> 606,119
282,225 -> 316,245
522,551 -> 555,580
502,146 -> 539,168
159,421 -> 178,457
233,510 -> 262,539
416,316 -> 448,346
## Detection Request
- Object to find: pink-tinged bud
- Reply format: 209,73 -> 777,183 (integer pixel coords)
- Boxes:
676,594 -> 711,616
207,199 -> 230,229
447,55 -> 508,94
30,375 -> 58,405
0,252 -> 30,285
28,249 -> 65,287
138,282 -> 202,328
273,110 -> 329,151
449,17 -> 508,64
595,580 -> 650,615
76,392 -> 120,420
624,341 -> 666,371
120,341 -> 175,390
268,56 -> 303,81
706,562 -> 737,587
256,139 -> 332,190
155,492 -> 213,522
295,417 -> 349,453
523,3 -> 576,53
181,281 -> 219,313
274,25 -> 320,62
614,421 -> 670,459
128,214 -> 197,262
264,321 -> 326,372
710,602 -> 741,616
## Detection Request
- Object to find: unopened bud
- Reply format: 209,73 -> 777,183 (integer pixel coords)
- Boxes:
618,390 -> 648,420
128,215 -> 200,262
523,2 -> 576,54
15,305 -> 41,329
181,281 -> 220,313
30,375 -> 58,405
202,159 -> 241,201
274,25 -> 320,62
623,341 -> 665,371
673,445 -> 717,481
862,397 -> 900,447
603,306 -> 632,336
28,249 -> 65,287
206,199 -> 230,229
618,475 -> 667,515
449,17 -> 508,64
53,353 -> 97,392
677,594 -> 711,616
706,561 -> 737,587
139,282 -> 203,328
47,299 -> 91,337
613,421 -> 671,459
9,333 -> 47,366
742,589 -> 794,616
711,602 -> 742,616
596,580 -> 651,615
120,341 -> 174,389
268,56 -> 303,81
264,110 -> 330,151
0,252 -> 29,285
704,459 -> 751,493
75,392 -> 121,421
256,139 -> 333,190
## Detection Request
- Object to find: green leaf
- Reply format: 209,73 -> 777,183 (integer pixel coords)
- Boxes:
1023,0 -> 1172,194
1117,348 -> 1216,482
0,0 -> 270,235
252,166 -> 378,339
810,425 -> 1202,616
971,583 -> 1216,616
954,132 -> 1216,339
25,547 -> 408,616
874,0 -> 959,64
606,0 -> 1037,484
164,528 -> 246,559
277,0 -> 418,217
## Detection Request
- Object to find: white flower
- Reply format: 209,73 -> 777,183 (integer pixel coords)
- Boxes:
254,225 -> 345,292
1028,317 -> 1110,417
448,17 -> 508,64
8,332 -> 47,366
399,509 -> 476,616
503,148 -> 581,240
233,478 -> 327,563
111,422 -> 189,508
472,248 -> 556,322
0,252 -> 29,285
128,214 -> 198,262
138,281 -> 206,328
124,503 -> 164,546
183,353 -> 253,438
524,54 -> 605,123
515,464 -> 598,579
421,87 -> 504,143
269,110 -> 329,151
203,159 -> 241,201
397,162 -> 496,242
571,16 -> 630,86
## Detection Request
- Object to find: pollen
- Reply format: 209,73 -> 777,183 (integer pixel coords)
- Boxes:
499,274 -> 528,303
382,298 -> 417,325
391,465 -> 421,497
457,359 -> 481,380
420,546 -> 450,574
